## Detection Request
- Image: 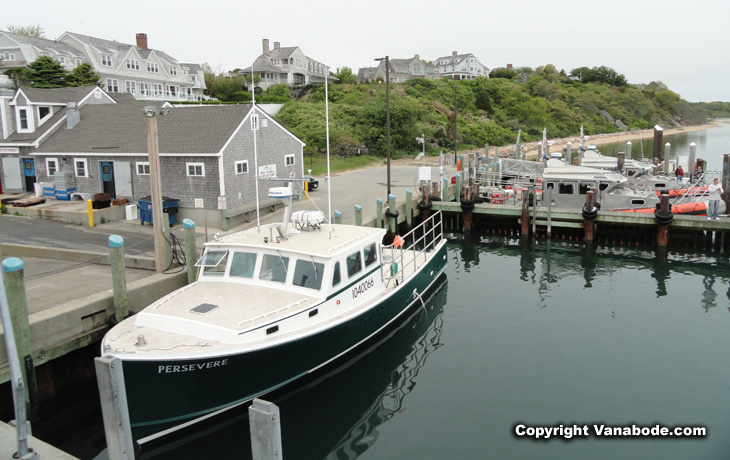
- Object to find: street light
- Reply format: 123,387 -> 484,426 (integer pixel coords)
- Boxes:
374,56 -> 391,198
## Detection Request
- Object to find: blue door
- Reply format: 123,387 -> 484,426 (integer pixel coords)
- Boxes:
22,159 -> 36,193
101,161 -> 116,198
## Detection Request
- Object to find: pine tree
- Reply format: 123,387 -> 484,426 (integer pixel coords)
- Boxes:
23,56 -> 68,88
66,63 -> 102,87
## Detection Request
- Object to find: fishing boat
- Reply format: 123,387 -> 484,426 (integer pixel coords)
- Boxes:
98,187 -> 448,439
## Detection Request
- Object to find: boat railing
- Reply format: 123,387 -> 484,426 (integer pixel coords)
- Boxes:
673,170 -> 720,204
380,211 -> 444,288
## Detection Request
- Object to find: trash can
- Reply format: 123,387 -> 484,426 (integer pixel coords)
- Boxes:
137,196 -> 179,226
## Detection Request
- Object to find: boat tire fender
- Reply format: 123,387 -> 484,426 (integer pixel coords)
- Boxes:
429,196 -> 442,202
385,208 -> 399,219
417,200 -> 433,210
654,210 -> 674,225
582,205 -> 598,220
460,199 -> 475,211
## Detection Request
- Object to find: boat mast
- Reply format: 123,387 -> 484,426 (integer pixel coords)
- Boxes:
325,67 -> 332,238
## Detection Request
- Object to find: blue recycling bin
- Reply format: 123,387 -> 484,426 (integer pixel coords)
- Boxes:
137,196 -> 179,226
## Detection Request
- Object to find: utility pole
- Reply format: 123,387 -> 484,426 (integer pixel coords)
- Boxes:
453,84 -> 458,165
145,106 -> 166,273
374,56 -> 391,198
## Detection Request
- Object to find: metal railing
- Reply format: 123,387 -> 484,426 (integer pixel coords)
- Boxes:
380,211 -> 444,288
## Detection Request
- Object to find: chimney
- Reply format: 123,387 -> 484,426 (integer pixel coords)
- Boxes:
262,39 -> 270,55
274,42 -> 280,50
506,63 -> 513,69
66,102 -> 80,129
136,33 -> 148,50
452,51 -> 457,57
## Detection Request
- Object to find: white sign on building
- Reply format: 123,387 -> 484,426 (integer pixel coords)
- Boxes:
258,164 -> 277,178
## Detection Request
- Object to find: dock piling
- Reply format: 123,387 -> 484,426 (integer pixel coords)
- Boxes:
657,193 -> 671,248
109,235 -> 129,323
183,219 -> 197,284
405,190 -> 413,228
334,210 -> 342,224
163,217 -> 172,269
387,194 -> 397,234
584,191 -> 596,242
354,205 -> 363,227
249,399 -> 283,460
521,189 -> 530,237
689,142 -> 696,177
376,198 -> 384,228
95,355 -> 135,460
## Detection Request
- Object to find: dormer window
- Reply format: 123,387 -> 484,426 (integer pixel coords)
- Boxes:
59,56 -> 66,64
102,54 -> 113,66
169,66 -> 177,76
147,62 -> 159,73
17,108 -> 31,132
1,52 -> 16,60
126,59 -> 140,70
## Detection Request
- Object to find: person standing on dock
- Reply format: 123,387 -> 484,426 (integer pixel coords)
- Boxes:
675,165 -> 684,183
707,177 -> 723,220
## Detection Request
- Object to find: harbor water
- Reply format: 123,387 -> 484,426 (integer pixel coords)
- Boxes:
34,235 -> 730,460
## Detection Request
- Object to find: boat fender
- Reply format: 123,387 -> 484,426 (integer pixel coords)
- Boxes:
460,199 -> 475,211
474,196 -> 485,204
417,200 -> 433,210
654,210 -> 674,225
385,208 -> 399,219
582,205 -> 598,220
429,196 -> 442,202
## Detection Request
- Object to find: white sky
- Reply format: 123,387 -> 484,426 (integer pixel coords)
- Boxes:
5,0 -> 728,102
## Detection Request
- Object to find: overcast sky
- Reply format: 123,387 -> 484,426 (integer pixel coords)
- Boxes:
5,0 -> 728,102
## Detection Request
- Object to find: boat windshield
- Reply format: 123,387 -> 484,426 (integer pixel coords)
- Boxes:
230,252 -> 257,278
259,254 -> 289,283
292,259 -> 324,290
196,251 -> 229,276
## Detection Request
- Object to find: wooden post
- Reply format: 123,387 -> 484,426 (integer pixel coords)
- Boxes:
405,189 -> 413,228
584,191 -> 595,242
354,205 -> 362,227
617,152 -> 625,172
2,258 -> 33,405
376,198 -> 383,228
657,192 -> 671,248
249,399 -> 283,460
388,194 -> 397,234
442,177 -> 449,201
146,111 -> 166,273
626,141 -> 632,160
652,125 -> 663,164
521,189 -> 530,237
664,142 -> 671,174
546,188 -> 552,239
722,154 -> 730,213
108,235 -> 129,322
87,199 -> 94,227
95,355 -> 135,460
163,216 -> 172,270
334,210 -> 342,224
455,174 -> 461,202
183,219 -> 197,284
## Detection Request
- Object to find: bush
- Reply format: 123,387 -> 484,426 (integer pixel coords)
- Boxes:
230,91 -> 252,102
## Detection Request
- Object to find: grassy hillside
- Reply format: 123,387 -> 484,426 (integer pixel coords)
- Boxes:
271,66 -> 707,163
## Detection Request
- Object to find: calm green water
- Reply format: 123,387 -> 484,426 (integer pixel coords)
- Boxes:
596,121 -> 730,172
121,236 -> 730,460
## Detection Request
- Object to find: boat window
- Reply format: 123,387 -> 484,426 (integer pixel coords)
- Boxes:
599,183 -> 609,191
628,170 -> 636,177
558,183 -> 574,194
332,262 -> 341,287
631,199 -> 646,205
546,182 -> 555,190
196,251 -> 228,276
259,254 -> 289,283
578,184 -> 594,195
364,243 -> 378,267
293,259 -> 325,290
346,251 -> 362,278
230,252 -> 257,278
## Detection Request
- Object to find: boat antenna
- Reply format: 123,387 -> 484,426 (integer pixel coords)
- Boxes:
252,47 -> 261,232
324,9 -> 333,238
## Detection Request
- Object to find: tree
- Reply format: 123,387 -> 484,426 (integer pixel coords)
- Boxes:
23,56 -> 68,88
489,68 -> 516,80
570,66 -> 628,87
6,23 -> 44,37
66,63 -> 102,87
333,66 -> 356,84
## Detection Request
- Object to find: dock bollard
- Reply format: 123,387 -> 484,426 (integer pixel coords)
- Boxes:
376,198 -> 384,228
184,219 -> 198,284
405,189 -> 413,229
387,194 -> 398,234
2,258 -> 34,405
334,210 -> 342,224
109,235 -> 129,323
354,205 -> 362,227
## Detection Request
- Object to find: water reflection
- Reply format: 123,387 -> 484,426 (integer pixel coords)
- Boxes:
451,233 -> 730,313
137,275 -> 448,460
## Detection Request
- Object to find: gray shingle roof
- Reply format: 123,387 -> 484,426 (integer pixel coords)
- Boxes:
34,103 -> 255,155
18,86 -> 100,104
2,107 -> 68,144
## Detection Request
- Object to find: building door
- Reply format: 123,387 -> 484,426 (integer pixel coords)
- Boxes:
1,157 -> 23,193
114,161 -> 132,198
101,161 -> 116,198
22,158 -> 36,193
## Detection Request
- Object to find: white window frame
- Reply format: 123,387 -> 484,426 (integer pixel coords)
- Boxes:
16,107 -> 32,132
1,52 -> 16,60
75,158 -> 88,178
250,114 -> 259,130
126,59 -> 140,70
37,106 -> 52,125
125,80 -> 137,94
102,54 -> 113,66
235,160 -> 249,175
186,162 -> 205,177
46,158 -> 59,177
285,154 -> 295,167
58,56 -> 66,64
136,162 -> 150,175
139,82 -> 150,96
147,62 -> 159,73
152,83 -> 164,96
169,66 -> 177,76
106,78 -> 119,92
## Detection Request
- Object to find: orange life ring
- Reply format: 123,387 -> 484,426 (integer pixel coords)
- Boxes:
492,193 -> 503,204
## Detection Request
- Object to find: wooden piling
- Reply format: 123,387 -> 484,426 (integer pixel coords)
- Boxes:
334,210 -> 342,224
2,258 -> 33,405
663,142 -> 671,174
521,189 -> 530,237
183,219 -> 197,284
722,154 -> 730,213
376,198 -> 383,228
163,216 -> 172,270
388,194 -> 397,234
584,191 -> 595,242
617,152 -> 625,172
354,205 -> 363,227
455,174 -> 461,202
657,193 -> 671,248
689,142 -> 696,177
108,235 -> 129,323
652,125 -> 663,164
626,141 -> 632,160
405,190 -> 413,228
249,399 -> 283,460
